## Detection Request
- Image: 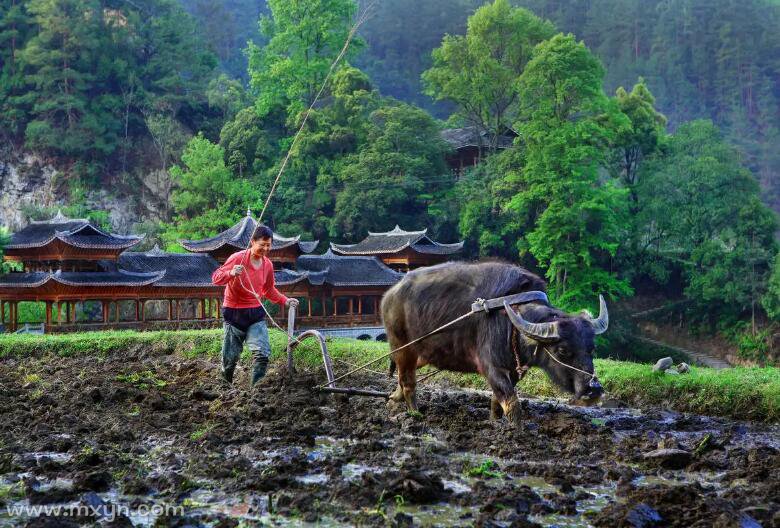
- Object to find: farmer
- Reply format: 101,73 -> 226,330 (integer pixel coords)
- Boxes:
211,224 -> 299,386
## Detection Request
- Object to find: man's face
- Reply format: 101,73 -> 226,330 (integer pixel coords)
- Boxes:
250,237 -> 272,258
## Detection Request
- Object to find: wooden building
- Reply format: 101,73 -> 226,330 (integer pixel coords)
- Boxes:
330,225 -> 463,272
441,126 -> 516,178
180,209 -> 319,267
0,211 -> 225,332
274,249 -> 404,327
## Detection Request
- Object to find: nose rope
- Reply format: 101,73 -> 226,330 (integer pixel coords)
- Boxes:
541,345 -> 596,381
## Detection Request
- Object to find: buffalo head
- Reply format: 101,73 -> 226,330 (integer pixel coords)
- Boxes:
503,295 -> 608,405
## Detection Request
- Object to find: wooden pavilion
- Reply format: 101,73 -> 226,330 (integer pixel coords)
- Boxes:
330,225 -> 464,272
0,211 -> 408,332
273,249 -> 404,327
0,211 -> 226,332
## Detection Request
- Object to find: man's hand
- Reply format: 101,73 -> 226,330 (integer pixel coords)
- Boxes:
285,298 -> 299,309
230,265 -> 244,277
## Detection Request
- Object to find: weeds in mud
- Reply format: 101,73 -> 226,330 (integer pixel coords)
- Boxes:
22,373 -> 40,385
0,482 -> 24,503
190,423 -> 215,441
465,459 -> 503,479
115,370 -> 167,390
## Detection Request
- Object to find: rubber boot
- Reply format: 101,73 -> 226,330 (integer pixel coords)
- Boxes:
251,356 -> 269,386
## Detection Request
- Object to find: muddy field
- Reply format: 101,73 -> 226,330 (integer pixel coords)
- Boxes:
1,345 -> 778,527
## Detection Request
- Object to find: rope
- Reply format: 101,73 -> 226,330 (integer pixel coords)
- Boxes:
230,3 -> 374,342
317,308 -> 476,388
541,345 -> 596,380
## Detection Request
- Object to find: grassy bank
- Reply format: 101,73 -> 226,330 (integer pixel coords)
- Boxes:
1,329 -> 778,422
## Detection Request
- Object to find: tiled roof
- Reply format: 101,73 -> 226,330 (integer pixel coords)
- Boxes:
180,210 -> 318,255
0,269 -> 163,288
330,225 -> 463,256
441,126 -> 516,150
296,250 -> 404,287
115,247 -> 220,287
6,210 -> 142,250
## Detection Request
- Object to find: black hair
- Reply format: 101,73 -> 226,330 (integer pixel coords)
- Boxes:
251,224 -> 273,241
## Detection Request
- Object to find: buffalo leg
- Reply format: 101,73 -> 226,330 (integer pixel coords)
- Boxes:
490,396 -> 504,421
395,351 -> 419,412
485,365 -> 521,426
389,384 -> 404,402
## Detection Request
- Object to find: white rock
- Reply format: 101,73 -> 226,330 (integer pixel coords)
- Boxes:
677,362 -> 690,373
653,357 -> 674,372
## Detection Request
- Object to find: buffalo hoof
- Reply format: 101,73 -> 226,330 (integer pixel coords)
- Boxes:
505,404 -> 524,427
386,398 -> 406,415
388,385 -> 404,402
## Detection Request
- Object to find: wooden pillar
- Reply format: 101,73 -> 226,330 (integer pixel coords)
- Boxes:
115,301 -> 120,323
64,301 -> 71,324
200,299 -> 205,319
176,300 -> 181,320
140,300 -> 146,322
168,300 -> 172,320
0,300 -> 5,325
56,301 -> 62,325
11,302 -> 18,332
307,298 -> 312,317
216,298 -> 221,320
348,297 -> 353,315
102,301 -> 108,323
135,300 -> 140,321
71,302 -> 76,323
333,297 -> 338,316
357,297 -> 362,315
45,301 -> 52,327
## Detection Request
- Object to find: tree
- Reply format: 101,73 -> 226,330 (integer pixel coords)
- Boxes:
762,257 -> 780,321
422,0 -> 555,152
637,120 -> 778,324
511,33 -> 632,308
609,79 -> 667,209
162,134 -> 260,248
0,0 -> 33,139
330,103 -> 450,239
20,0 -> 118,162
247,0 -> 363,118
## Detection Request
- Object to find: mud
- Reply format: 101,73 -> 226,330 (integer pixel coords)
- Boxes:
0,346 -> 778,527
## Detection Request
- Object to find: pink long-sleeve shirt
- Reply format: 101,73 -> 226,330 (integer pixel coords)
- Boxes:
211,250 -> 289,308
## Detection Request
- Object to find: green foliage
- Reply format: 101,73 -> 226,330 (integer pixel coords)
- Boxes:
161,133 -> 261,248
422,0 -> 555,149
762,258 -> 780,320
2,0 -> 217,184
0,227 -> 10,273
512,33 -> 632,308
464,459 -> 503,479
609,79 -> 667,206
115,370 -> 167,390
330,103 -> 450,239
637,120 -> 778,323
247,0 -> 363,118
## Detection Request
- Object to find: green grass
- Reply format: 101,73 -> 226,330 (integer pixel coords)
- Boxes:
1,328 -> 778,422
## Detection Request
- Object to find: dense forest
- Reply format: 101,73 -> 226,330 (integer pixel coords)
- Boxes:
1,0 -> 779,361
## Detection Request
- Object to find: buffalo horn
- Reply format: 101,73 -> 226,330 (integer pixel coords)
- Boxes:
586,295 -> 609,334
503,301 -> 560,342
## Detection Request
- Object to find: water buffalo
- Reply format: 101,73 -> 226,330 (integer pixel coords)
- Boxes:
381,261 -> 607,424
